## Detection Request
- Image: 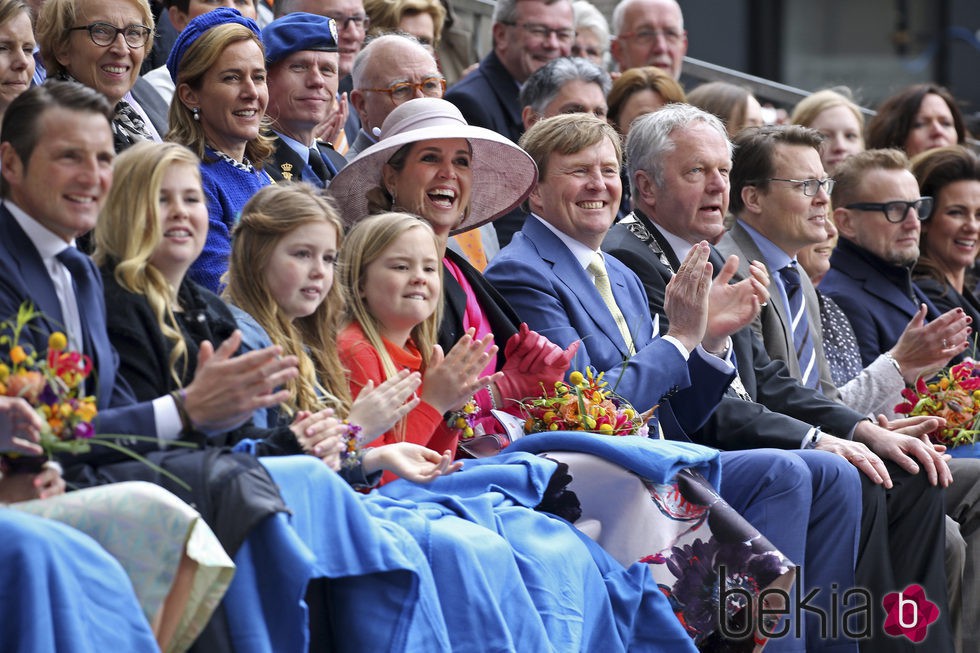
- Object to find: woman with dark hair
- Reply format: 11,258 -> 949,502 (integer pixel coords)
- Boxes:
912,145 -> 980,324
166,7 -> 273,291
866,83 -> 969,157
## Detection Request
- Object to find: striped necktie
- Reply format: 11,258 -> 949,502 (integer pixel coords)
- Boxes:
779,263 -> 817,388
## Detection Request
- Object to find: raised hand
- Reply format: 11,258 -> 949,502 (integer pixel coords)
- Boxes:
313,92 -> 348,147
706,256 -> 770,342
422,329 -> 502,414
496,323 -> 580,401
348,369 -> 423,441
665,241 -> 713,352
890,305 -> 971,383
185,331 -> 299,435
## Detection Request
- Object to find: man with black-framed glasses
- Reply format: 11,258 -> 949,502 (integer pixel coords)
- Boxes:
822,147 -> 980,653
823,148 -> 958,367
718,125 -> 839,392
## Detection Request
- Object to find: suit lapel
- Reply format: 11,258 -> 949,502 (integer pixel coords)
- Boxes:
525,218 -> 633,358
0,207 -> 65,330
482,51 -> 523,139
728,223 -> 796,364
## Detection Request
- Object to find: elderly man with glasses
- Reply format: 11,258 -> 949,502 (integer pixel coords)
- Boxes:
445,0 -> 574,145
348,33 -> 444,157
611,0 -> 687,80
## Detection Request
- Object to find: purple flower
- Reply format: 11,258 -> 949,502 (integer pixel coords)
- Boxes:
74,422 -> 95,439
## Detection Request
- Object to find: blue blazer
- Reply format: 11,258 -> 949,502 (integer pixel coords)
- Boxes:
0,206 -> 154,436
484,217 -> 733,437
445,50 -> 524,144
820,237 -> 940,366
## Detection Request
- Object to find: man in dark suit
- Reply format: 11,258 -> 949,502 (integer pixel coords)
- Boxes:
0,81 -> 297,444
485,113 -> 864,651
822,149 -> 958,365
603,104 -> 953,651
821,147 -> 980,652
262,12 -> 347,187
444,0 -> 574,145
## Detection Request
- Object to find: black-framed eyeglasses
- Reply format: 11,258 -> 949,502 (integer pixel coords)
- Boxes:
617,28 -> 684,45
844,197 -> 934,223
500,21 -> 575,44
363,76 -> 446,103
69,22 -> 152,48
328,13 -> 369,30
757,177 -> 836,197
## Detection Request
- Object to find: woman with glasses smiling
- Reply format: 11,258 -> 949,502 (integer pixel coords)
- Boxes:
37,0 -> 169,152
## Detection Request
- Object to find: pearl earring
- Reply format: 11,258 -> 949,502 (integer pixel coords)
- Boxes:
192,107 -> 200,122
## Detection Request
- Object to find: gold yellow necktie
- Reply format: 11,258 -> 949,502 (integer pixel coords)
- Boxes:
587,253 -> 636,355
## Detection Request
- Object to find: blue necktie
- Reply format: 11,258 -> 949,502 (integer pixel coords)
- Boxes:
779,263 -> 817,388
56,247 -> 103,395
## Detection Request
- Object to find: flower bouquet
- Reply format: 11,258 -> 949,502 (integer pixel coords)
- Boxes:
0,304 -> 98,473
0,303 -> 189,487
894,358 -> 980,448
518,368 -> 653,436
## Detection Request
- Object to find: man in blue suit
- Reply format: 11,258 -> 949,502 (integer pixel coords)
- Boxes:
484,113 -> 861,651
0,81 -> 298,444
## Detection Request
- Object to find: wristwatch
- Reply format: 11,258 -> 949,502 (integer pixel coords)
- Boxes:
803,429 -> 823,449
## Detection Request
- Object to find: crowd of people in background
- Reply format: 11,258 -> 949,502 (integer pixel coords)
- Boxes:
2,0 -> 979,651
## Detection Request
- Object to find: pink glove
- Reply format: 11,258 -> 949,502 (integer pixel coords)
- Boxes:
495,323 -> 580,401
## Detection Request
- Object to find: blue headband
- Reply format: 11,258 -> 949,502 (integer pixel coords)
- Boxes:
167,7 -> 262,83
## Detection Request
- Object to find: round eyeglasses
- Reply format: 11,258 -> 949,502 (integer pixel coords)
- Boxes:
69,22 -> 152,49
363,77 -> 446,103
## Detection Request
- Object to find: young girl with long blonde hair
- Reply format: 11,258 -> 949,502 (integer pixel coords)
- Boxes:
336,213 -> 500,472
225,185 -> 461,483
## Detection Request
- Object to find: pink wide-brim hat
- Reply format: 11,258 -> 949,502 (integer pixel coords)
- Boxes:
328,97 -> 538,234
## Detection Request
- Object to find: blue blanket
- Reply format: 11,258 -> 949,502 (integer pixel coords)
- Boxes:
0,509 -> 159,653
505,432 -> 722,487
378,436 -> 702,652
259,456 -> 451,652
